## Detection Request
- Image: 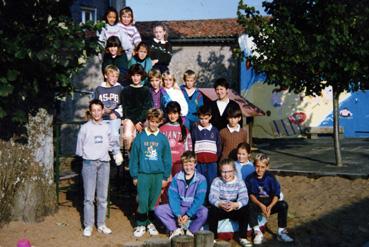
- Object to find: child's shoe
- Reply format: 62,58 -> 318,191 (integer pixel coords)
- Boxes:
133,226 -> 146,238
277,229 -> 294,242
185,229 -> 194,237
97,225 -> 112,235
113,151 -> 123,166
239,238 -> 252,247
83,226 -> 93,237
169,228 -> 184,239
253,231 -> 264,245
147,223 -> 159,236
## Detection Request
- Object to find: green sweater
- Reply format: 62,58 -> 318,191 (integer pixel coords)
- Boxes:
129,130 -> 172,180
121,85 -> 153,124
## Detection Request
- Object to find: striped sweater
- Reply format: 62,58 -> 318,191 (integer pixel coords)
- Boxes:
191,124 -> 221,163
209,177 -> 249,208
118,23 -> 142,47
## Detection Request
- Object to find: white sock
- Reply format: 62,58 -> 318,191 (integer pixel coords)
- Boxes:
253,226 -> 261,233
278,227 -> 285,235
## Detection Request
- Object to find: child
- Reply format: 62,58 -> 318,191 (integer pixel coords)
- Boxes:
180,69 -> 204,130
155,151 -> 208,239
210,78 -> 243,131
190,105 -> 221,190
149,24 -> 172,73
118,6 -> 141,58
98,7 -> 132,53
128,41 -> 153,85
161,71 -> 188,119
129,108 -> 172,238
219,107 -> 249,161
235,142 -> 255,181
208,159 -> 251,247
246,153 -> 294,244
148,69 -> 163,109
120,64 -> 152,153
93,65 -> 123,165
76,99 -> 113,237
102,36 -> 129,86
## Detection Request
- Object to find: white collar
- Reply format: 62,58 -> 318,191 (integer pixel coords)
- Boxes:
153,38 -> 167,44
198,124 -> 212,131
145,127 -> 159,136
227,124 -> 240,133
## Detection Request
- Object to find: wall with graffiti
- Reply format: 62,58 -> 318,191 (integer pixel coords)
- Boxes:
238,35 -> 369,138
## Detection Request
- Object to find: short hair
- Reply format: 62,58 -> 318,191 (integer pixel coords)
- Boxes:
103,64 -> 120,75
218,158 -> 236,172
147,108 -> 164,121
197,105 -> 212,116
120,7 -> 134,23
183,69 -> 197,81
128,64 -> 146,79
226,105 -> 242,118
134,41 -> 150,54
89,99 -> 104,111
214,78 -> 229,89
105,36 -> 124,55
103,7 -> 118,25
181,151 -> 197,163
254,153 -> 270,166
237,142 -> 251,154
148,69 -> 161,80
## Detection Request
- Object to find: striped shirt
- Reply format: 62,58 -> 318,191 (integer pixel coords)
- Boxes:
209,177 -> 249,208
118,23 -> 142,47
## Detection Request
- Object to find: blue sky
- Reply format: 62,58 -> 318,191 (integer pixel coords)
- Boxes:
126,0 -> 265,21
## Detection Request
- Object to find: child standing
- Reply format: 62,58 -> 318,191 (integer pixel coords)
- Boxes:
148,69 -> 163,109
246,153 -> 294,245
149,24 -> 172,73
219,107 -> 248,161
102,36 -> 129,86
129,108 -> 172,238
161,71 -> 188,119
180,70 -> 204,130
235,142 -> 255,181
93,65 -> 123,165
118,6 -> 141,58
155,151 -> 208,239
191,105 -> 221,190
128,42 -> 153,85
76,99 -> 113,237
208,159 -> 251,247
120,64 -> 152,153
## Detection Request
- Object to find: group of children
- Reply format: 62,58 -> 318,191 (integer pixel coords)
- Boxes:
76,5 -> 294,246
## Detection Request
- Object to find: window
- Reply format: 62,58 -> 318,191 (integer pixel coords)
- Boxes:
80,7 -> 97,23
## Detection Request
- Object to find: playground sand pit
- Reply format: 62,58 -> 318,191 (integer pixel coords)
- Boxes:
0,175 -> 368,247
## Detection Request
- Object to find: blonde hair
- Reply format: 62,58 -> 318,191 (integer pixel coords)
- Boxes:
149,69 -> 162,80
147,108 -> 164,121
104,64 -> 120,76
254,153 -> 270,166
181,151 -> 197,163
162,70 -> 179,89
183,69 -> 197,81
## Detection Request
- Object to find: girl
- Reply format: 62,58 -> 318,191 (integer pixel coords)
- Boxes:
120,64 -> 152,153
149,24 -> 172,73
118,6 -> 142,58
102,36 -> 129,86
235,142 -> 255,181
161,71 -> 188,119
208,159 -> 251,247
128,42 -> 153,85
98,7 -> 132,53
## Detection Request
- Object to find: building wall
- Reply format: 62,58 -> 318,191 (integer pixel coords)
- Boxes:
70,0 -> 109,23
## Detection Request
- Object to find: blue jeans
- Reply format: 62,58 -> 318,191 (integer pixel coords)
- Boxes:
82,159 -> 110,227
103,119 -> 121,155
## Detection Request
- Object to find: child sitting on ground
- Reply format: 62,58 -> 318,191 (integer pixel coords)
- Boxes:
246,153 -> 294,245
155,151 -> 208,239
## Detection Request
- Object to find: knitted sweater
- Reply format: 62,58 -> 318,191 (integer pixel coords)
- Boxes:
98,23 -> 133,56
219,125 -> 248,160
117,23 -> 142,47
149,38 -> 172,72
121,85 -> 153,124
191,124 -> 221,164
246,171 -> 281,199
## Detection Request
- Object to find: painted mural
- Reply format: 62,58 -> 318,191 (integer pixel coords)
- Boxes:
238,35 -> 369,138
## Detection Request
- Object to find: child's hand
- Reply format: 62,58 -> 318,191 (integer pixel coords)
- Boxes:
266,205 -> 273,217
152,59 -> 159,65
135,122 -> 143,132
109,113 -> 117,120
162,180 -> 168,188
178,215 -> 189,226
133,179 -> 138,186
260,204 -> 269,217
104,108 -> 112,114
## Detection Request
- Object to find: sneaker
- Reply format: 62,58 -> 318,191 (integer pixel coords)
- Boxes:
97,225 -> 112,235
278,229 -> 294,242
113,151 -> 123,166
83,226 -> 93,237
186,229 -> 194,237
133,226 -> 146,238
253,231 -> 264,245
169,228 -> 184,239
240,238 -> 252,247
147,223 -> 159,236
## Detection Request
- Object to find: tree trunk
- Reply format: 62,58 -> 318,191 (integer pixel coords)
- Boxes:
332,88 -> 343,167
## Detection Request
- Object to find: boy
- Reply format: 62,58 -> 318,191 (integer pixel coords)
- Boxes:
155,151 -> 208,239
180,69 -> 204,130
210,78 -> 243,131
191,105 -> 221,191
129,108 -> 172,238
219,107 -> 249,161
246,153 -> 294,245
94,64 -> 123,166
76,99 -> 113,237
148,69 -> 163,109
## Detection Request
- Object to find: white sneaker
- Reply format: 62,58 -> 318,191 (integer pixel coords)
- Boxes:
113,151 -> 123,166
278,229 -> 294,242
97,225 -> 112,235
133,226 -> 146,238
186,229 -> 194,237
147,223 -> 159,236
169,228 -> 184,239
83,226 -> 93,237
253,231 -> 264,245
240,238 -> 252,247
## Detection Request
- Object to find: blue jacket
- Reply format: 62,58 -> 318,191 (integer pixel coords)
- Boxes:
168,170 -> 207,218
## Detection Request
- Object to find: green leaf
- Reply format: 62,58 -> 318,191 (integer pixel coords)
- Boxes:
0,106 -> 6,119
7,70 -> 19,81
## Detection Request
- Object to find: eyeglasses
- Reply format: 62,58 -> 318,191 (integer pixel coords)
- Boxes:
221,170 -> 234,174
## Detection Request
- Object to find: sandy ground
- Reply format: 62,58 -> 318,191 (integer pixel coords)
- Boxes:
0,175 -> 369,247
